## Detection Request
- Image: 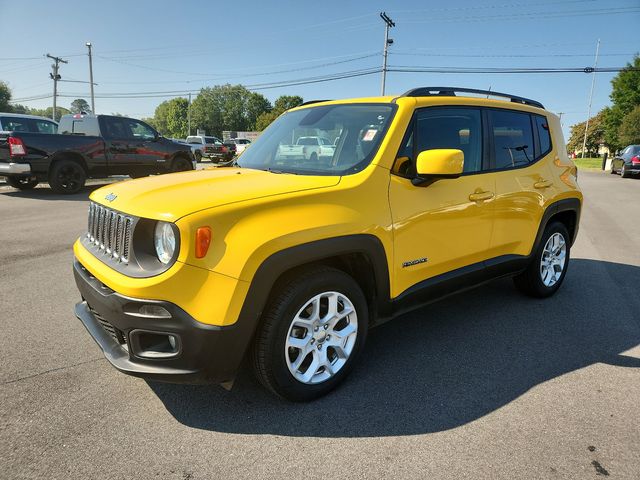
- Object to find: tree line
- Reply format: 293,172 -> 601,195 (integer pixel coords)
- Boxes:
1,81 -> 303,137
143,84 -> 303,139
567,55 -> 640,155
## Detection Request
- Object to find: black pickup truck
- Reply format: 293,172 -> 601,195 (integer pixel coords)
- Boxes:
0,113 -> 195,194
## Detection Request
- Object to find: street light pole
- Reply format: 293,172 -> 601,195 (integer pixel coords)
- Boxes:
46,53 -> 68,121
86,42 -> 95,113
380,12 -> 395,96
581,38 -> 600,159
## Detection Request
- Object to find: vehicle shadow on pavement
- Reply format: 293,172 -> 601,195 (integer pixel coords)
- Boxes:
1,183 -> 112,201
149,258 -> 640,437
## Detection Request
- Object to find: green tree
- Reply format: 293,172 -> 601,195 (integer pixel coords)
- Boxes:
618,105 -> 640,146
603,55 -> 640,150
70,98 -> 92,114
191,85 -> 271,136
152,97 -> 189,137
27,106 -> 71,122
567,110 -> 606,155
255,95 -> 304,130
0,81 -> 12,112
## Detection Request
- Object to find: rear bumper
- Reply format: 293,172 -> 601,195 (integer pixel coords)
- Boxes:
73,259 -> 250,384
0,162 -> 31,175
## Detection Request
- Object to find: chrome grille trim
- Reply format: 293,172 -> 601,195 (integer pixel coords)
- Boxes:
86,201 -> 133,264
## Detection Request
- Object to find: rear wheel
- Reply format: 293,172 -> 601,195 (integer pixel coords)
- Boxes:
49,160 -> 86,194
6,176 -> 38,190
171,157 -> 192,172
620,164 -> 630,178
513,222 -> 570,298
252,267 -> 368,401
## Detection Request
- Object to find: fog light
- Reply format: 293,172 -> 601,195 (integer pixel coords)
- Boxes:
137,305 -> 171,318
168,335 -> 177,350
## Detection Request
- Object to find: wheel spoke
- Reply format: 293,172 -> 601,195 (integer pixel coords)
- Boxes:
299,352 -> 321,383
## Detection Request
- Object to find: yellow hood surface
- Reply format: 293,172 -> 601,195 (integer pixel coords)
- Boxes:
90,167 -> 341,222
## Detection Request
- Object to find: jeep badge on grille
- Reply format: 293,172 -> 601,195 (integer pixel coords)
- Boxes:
105,193 -> 117,202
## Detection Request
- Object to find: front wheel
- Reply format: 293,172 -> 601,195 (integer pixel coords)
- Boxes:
6,176 -> 38,190
513,222 -> 570,298
251,267 -> 368,401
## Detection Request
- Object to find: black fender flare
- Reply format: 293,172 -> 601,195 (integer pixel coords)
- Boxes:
532,198 -> 582,253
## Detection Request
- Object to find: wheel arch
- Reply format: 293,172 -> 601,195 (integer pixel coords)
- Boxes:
237,235 -> 392,337
48,151 -> 89,176
533,198 -> 581,252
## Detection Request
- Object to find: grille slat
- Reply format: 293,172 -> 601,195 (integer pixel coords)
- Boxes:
86,202 -> 133,264
89,305 -> 128,348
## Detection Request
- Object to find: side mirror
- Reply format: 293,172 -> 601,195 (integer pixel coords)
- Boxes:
413,149 -> 464,186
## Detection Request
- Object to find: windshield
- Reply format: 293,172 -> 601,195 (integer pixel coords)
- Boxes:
237,103 -> 396,175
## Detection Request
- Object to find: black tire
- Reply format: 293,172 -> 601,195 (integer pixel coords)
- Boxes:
620,164 -> 629,178
309,152 -> 318,163
6,176 -> 38,190
48,160 -> 86,194
251,266 -> 368,402
195,151 -> 202,162
513,221 -> 570,298
171,157 -> 193,172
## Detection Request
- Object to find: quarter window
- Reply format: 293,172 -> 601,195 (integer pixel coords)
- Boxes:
489,110 -> 534,168
534,115 -> 551,157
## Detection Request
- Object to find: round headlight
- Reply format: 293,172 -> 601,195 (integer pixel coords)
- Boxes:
154,221 -> 175,264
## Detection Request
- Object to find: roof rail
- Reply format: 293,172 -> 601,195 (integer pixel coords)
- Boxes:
401,87 -> 544,109
300,100 -> 332,106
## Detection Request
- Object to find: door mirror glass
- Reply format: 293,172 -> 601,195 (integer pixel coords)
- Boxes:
414,149 -> 464,184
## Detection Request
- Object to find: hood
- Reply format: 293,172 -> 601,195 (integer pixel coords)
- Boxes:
90,167 -> 341,222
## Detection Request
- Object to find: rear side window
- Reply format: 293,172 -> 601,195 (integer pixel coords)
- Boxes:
534,115 -> 552,158
34,120 -> 57,134
0,117 -> 30,132
489,110 -> 534,169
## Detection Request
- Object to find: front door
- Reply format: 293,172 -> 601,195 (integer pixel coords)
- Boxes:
101,116 -> 162,176
389,106 -> 495,298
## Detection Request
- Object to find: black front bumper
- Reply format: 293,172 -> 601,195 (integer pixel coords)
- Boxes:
73,260 -> 250,384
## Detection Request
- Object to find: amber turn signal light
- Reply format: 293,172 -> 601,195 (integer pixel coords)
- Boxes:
195,227 -> 212,258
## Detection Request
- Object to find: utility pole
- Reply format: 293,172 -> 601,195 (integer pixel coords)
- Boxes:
46,53 -> 68,121
86,42 -> 95,113
557,112 -> 564,126
188,92 -> 192,136
581,38 -> 600,159
379,12 -> 395,95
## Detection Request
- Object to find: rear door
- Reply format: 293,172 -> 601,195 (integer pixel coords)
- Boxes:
488,109 -> 556,258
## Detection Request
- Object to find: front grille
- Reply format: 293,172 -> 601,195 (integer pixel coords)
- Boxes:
88,304 -> 128,350
87,202 -> 133,263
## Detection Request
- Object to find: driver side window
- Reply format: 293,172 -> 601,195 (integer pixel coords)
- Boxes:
394,107 -> 482,177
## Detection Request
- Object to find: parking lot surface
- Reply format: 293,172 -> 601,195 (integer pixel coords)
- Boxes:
1,170 -> 638,479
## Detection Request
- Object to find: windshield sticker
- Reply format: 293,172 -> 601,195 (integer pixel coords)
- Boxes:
362,129 -> 377,141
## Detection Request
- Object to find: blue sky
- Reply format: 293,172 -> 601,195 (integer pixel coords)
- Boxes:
1,0 -> 638,137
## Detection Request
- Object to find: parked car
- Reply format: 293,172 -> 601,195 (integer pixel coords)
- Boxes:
185,135 -> 231,162
277,135 -> 336,162
0,113 -> 195,193
0,112 -> 58,134
611,144 -> 640,178
225,137 -> 252,154
72,87 -> 582,401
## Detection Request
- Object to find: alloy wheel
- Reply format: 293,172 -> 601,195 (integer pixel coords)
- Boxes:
284,291 -> 358,385
540,232 -> 567,287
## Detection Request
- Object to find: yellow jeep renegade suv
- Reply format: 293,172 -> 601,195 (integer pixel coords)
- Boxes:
73,87 -> 582,401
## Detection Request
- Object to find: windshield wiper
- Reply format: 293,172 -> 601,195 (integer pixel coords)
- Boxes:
265,168 -> 296,174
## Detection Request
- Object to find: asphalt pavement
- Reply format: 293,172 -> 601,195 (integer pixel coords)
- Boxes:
1,170 -> 638,479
